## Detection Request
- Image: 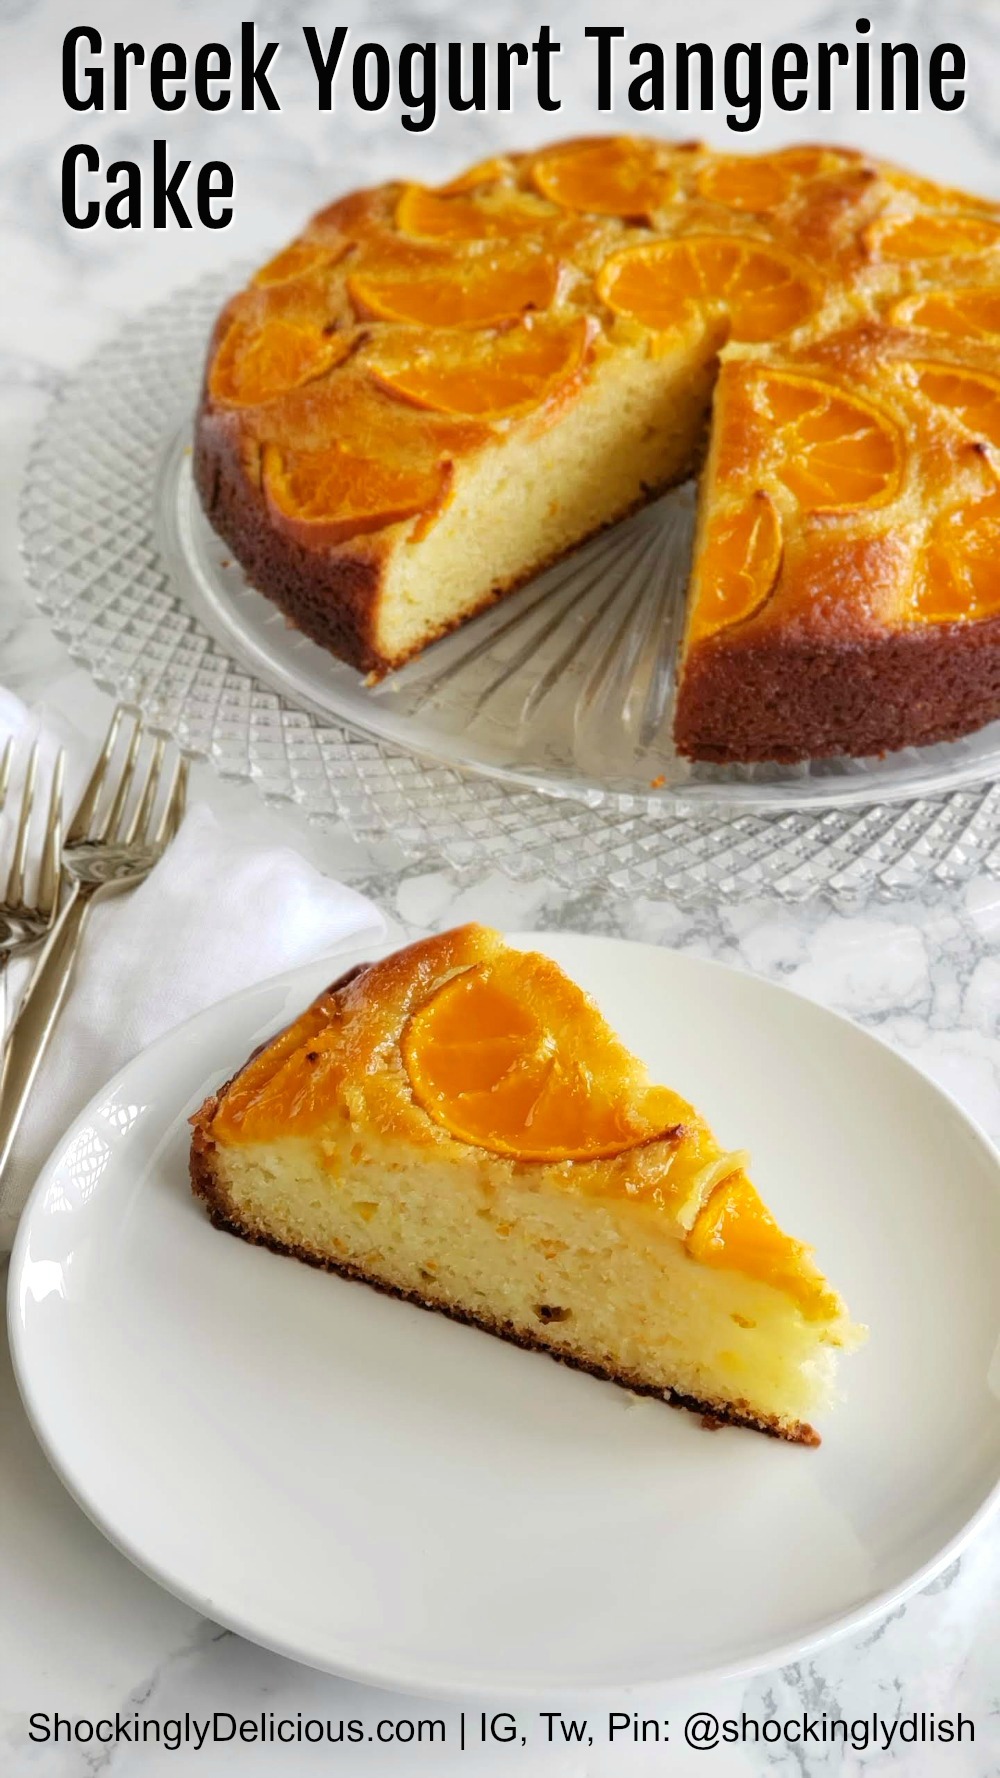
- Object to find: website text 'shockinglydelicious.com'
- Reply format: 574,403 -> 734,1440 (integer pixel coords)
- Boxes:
24,1705 -> 978,1758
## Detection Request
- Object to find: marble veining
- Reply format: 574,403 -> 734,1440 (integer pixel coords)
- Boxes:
2,0 -> 1000,1770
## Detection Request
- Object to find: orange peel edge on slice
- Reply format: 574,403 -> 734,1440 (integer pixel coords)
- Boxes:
686,1172 -> 834,1317
366,317 -> 595,421
530,137 -> 675,219
751,370 -> 905,515
596,237 -> 818,345
261,442 -> 454,543
890,288 -> 1000,339
209,319 -> 352,408
252,239 -> 342,287
687,491 -> 783,644
867,212 -> 1000,262
394,182 -> 545,242
400,962 -> 683,1162
345,255 -> 560,329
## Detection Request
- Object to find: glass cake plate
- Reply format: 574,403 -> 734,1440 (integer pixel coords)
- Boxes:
19,268 -> 1000,902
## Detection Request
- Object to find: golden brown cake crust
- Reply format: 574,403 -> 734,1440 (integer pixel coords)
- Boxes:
674,619 -> 1000,762
194,411 -> 384,673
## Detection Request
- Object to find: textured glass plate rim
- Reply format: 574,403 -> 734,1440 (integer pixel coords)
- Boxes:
156,277 -> 1000,815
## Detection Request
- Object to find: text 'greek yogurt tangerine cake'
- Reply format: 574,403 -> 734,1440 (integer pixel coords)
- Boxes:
190,927 -> 864,1444
195,137 -> 1000,763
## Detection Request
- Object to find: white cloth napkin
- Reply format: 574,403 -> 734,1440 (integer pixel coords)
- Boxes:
0,694 -> 386,1249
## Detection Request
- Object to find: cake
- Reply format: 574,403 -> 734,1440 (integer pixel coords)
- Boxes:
190,926 -> 863,1443
195,137 -> 1000,763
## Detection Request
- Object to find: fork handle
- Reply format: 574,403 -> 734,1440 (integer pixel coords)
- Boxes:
0,884 -> 90,1180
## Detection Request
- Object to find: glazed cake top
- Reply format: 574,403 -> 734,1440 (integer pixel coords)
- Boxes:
199,922 -> 840,1317
200,137 -> 1000,641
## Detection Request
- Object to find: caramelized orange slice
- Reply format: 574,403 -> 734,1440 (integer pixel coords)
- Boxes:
402,950 -> 680,1161
869,212 -> 1000,260
210,999 -> 340,1143
696,147 -> 847,212
368,317 -> 592,419
905,362 -> 1000,450
253,240 -> 335,287
753,371 -> 902,511
532,137 -> 674,217
437,156 -> 513,194
263,441 -> 450,539
210,319 -> 351,406
687,1173 -> 827,1313
348,251 -> 559,327
911,490 -> 1000,623
688,493 -> 782,643
597,236 -> 817,343
893,287 -> 1000,340
883,167 -> 997,212
395,183 -> 545,242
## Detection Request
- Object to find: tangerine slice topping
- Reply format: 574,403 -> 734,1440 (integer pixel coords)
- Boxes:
263,441 -> 450,539
596,236 -> 817,343
395,183 -> 545,242
348,251 -> 559,327
911,490 -> 1000,624
753,370 -> 902,511
688,492 -> 783,643
905,362 -> 1000,451
531,137 -> 675,217
686,1173 -> 827,1314
210,999 -> 340,1143
210,319 -> 351,406
401,951 -> 679,1161
696,147 -> 846,212
437,156 -> 513,194
253,240 -> 334,287
367,316 -> 592,419
892,287 -> 1000,340
870,212 -> 1000,260
884,167 -> 996,211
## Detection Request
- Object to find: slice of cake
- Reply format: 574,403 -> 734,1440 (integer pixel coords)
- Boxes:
190,926 -> 863,1443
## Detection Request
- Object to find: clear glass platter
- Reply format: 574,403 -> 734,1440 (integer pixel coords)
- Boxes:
19,269 -> 1000,902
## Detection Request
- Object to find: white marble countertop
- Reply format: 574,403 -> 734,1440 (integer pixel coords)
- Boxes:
3,0 -> 1000,1771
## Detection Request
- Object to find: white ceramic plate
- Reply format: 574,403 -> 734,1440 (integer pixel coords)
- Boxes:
9,933 -> 1000,1697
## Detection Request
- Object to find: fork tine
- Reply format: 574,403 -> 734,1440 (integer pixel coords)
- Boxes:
5,741 -> 38,907
36,748 -> 65,920
170,757 -> 189,836
67,704 -> 126,843
123,736 -> 164,845
0,738 -> 12,818
152,754 -> 188,847
102,716 -> 144,843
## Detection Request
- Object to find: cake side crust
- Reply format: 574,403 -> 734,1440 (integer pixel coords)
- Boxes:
675,620 -> 1000,763
194,415 -> 387,675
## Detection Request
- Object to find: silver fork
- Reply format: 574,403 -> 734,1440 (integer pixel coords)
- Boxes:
0,705 -> 188,1179
0,737 -> 65,1036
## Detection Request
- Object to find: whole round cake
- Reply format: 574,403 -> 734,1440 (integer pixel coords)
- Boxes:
194,136 -> 1000,763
